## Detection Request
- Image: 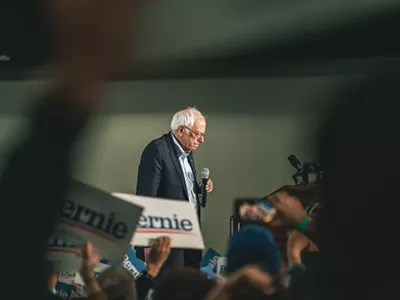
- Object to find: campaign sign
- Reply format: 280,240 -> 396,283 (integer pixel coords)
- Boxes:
73,246 -> 145,287
200,265 -> 215,279
121,246 -> 146,278
56,272 -> 76,299
74,260 -> 112,285
216,257 -> 227,276
200,248 -> 221,271
47,238 -> 81,272
58,271 -> 76,285
55,282 -> 73,300
113,193 -> 205,249
71,282 -> 86,299
48,180 -> 143,272
55,258 -> 115,299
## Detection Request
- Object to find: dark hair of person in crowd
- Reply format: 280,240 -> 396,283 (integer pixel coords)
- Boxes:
226,225 -> 282,276
225,225 -> 286,300
153,268 -> 216,300
97,265 -> 137,300
227,284 -> 285,300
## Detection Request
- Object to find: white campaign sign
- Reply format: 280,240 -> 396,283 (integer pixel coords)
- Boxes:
74,261 -> 111,285
58,272 -> 77,285
113,193 -> 205,250
47,246 -> 82,273
47,180 -> 143,272
216,257 -> 227,276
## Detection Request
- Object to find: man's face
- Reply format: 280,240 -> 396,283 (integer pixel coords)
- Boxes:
178,118 -> 206,152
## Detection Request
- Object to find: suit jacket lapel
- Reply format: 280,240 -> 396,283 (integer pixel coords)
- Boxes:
165,133 -> 189,200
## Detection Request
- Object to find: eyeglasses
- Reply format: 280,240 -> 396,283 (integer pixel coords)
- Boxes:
184,126 -> 205,139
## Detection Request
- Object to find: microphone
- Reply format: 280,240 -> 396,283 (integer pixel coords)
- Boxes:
288,154 -> 302,171
201,168 -> 210,208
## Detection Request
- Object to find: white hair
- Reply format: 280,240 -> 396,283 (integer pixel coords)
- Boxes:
170,107 -> 204,131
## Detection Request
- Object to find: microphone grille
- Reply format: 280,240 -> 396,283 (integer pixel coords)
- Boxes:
201,168 -> 210,179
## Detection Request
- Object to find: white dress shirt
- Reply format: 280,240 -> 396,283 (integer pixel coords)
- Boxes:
171,133 -> 198,205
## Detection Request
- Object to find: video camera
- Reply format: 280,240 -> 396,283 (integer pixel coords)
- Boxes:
230,154 -> 323,234
287,154 -> 323,218
288,154 -> 323,185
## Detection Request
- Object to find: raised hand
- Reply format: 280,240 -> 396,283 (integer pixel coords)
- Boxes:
267,190 -> 308,228
78,241 -> 100,283
146,236 -> 171,278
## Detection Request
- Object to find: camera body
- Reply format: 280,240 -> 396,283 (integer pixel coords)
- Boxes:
288,154 -> 323,185
288,154 -> 324,218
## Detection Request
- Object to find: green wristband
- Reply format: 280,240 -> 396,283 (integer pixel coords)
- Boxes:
296,218 -> 311,232
48,288 -> 56,295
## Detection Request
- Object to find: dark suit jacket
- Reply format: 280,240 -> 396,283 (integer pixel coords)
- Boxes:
136,132 -> 202,271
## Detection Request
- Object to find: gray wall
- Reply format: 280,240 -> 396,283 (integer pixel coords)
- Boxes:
0,76 -> 345,253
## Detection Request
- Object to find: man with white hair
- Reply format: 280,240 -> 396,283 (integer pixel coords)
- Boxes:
136,107 -> 213,273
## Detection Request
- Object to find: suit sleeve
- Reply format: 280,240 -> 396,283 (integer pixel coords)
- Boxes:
136,142 -> 162,197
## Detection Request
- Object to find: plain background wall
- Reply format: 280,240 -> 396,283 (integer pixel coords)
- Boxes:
0,76 -> 347,253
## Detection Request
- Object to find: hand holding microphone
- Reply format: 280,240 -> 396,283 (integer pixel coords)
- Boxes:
201,168 -> 213,207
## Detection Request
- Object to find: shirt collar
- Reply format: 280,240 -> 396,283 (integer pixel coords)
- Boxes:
171,133 -> 190,158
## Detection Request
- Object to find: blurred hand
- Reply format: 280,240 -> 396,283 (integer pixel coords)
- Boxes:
205,265 -> 276,300
78,241 -> 100,283
146,236 -> 171,278
239,203 -> 275,223
239,203 -> 258,220
205,179 -> 214,193
48,272 -> 59,290
43,261 -> 58,289
234,265 -> 276,295
267,190 -> 308,228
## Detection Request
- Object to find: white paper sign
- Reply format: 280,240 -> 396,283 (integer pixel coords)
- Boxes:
46,238 -> 83,272
113,193 -> 205,250
58,272 -> 77,285
74,261 -> 111,285
216,257 -> 227,276
47,180 -> 143,272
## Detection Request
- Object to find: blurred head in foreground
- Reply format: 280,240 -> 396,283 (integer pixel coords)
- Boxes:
226,226 -> 284,300
305,67 -> 400,300
318,68 -> 400,271
226,225 -> 282,275
153,268 -> 215,300
97,266 -> 136,300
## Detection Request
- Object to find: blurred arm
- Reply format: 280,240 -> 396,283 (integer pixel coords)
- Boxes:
0,70 -> 100,300
287,231 -> 308,267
